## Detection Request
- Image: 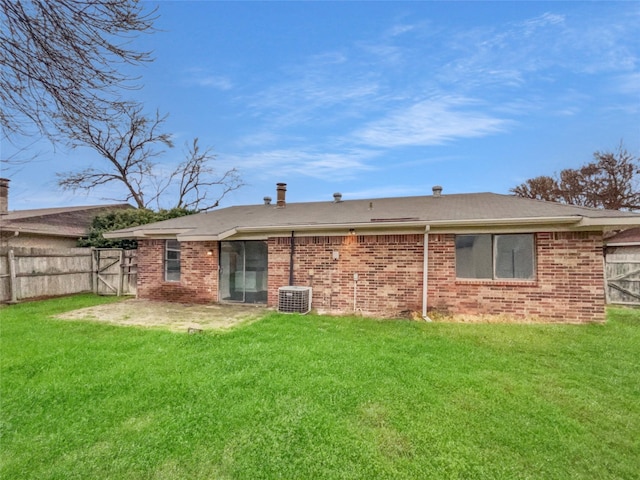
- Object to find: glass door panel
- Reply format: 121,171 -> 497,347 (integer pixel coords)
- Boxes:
220,242 -> 245,302
220,241 -> 267,304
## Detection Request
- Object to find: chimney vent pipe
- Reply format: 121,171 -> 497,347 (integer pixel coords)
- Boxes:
276,183 -> 287,207
263,196 -> 272,205
333,192 -> 342,203
432,185 -> 443,197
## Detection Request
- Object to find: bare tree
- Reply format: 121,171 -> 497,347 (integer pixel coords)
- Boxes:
511,143 -> 640,211
0,0 -> 155,139
58,104 -> 244,211
153,138 -> 244,211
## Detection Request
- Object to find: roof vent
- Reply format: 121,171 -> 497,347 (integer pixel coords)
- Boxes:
263,196 -> 272,205
333,192 -> 342,203
432,185 -> 443,197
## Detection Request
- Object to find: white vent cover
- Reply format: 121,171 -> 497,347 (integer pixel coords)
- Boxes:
278,286 -> 312,314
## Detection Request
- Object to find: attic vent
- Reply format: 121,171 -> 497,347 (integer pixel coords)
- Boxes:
278,286 -> 312,314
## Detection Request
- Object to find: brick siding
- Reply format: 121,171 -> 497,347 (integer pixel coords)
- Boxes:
427,232 -> 605,323
137,239 -> 219,303
267,234 -> 424,317
136,231 -> 605,323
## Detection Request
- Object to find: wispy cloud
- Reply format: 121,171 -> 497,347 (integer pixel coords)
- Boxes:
615,72 -> 640,96
229,148 -> 378,181
231,4 -> 637,169
352,97 -> 509,148
438,8 -> 638,90
183,68 -> 233,90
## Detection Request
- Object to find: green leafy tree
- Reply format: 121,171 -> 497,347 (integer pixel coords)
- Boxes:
79,208 -> 193,249
511,143 -> 640,211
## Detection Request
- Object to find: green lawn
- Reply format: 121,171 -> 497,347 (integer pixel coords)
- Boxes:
1,294 -> 639,479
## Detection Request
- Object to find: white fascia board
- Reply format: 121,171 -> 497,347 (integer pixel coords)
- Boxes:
177,221 -> 430,241
426,216 -> 582,228
574,217 -> 640,230
103,228 -> 194,239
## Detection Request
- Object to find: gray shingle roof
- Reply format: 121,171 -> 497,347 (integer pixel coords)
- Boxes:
1,204 -> 132,238
104,192 -> 640,241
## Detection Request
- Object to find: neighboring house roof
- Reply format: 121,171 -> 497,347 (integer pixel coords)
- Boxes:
604,227 -> 640,246
1,204 -> 133,238
104,192 -> 640,241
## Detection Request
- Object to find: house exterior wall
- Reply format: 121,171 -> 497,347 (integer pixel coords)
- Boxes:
267,234 -> 425,317
427,231 -> 605,323
135,231 -> 605,323
0,232 -> 80,249
137,239 -> 219,303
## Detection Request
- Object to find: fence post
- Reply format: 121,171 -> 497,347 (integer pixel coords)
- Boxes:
603,254 -> 611,305
8,249 -> 18,303
91,248 -> 98,295
117,249 -> 124,296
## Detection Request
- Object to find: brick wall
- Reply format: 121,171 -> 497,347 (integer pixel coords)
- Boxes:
135,231 -> 605,322
428,232 -> 605,323
137,239 -> 219,303
267,234 -> 425,317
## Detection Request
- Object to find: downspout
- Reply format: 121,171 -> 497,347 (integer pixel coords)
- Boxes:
289,230 -> 295,286
422,225 -> 432,322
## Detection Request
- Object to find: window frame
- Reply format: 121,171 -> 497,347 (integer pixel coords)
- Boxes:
455,233 -> 536,281
164,239 -> 181,282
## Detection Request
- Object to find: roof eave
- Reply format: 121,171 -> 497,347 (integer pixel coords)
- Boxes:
573,217 -> 640,230
103,215 -> 640,241
177,221 -> 431,241
103,228 -> 194,239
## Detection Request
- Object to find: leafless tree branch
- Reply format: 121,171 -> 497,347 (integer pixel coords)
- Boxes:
58,107 -> 244,211
57,103 -> 172,208
1,0 -> 156,140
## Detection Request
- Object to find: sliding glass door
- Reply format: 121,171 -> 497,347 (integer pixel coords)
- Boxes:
219,241 -> 268,303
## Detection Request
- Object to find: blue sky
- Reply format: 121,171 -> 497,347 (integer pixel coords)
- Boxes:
3,1 -> 639,210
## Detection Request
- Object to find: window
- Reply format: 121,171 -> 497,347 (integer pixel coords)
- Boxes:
455,234 -> 535,280
165,239 -> 181,282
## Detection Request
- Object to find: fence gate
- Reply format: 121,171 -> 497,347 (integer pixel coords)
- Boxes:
93,249 -> 137,296
605,252 -> 640,306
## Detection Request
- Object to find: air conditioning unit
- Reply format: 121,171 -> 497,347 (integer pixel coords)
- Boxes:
278,286 -> 312,314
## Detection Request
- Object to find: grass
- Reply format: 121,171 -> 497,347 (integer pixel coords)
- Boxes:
1,294 -> 639,479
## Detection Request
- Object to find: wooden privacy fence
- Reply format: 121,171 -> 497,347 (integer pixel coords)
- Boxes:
94,248 -> 137,296
0,247 -> 136,303
605,251 -> 640,306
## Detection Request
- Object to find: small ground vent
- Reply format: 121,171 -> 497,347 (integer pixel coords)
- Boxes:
278,286 -> 312,314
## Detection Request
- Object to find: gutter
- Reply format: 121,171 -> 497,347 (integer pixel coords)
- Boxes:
104,213 -> 640,241
178,220 -> 430,241
606,242 -> 640,247
575,217 -> 640,229
176,216 -> 582,241
425,216 -> 582,228
103,228 -> 193,239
